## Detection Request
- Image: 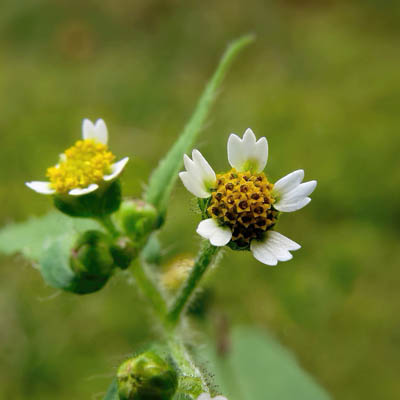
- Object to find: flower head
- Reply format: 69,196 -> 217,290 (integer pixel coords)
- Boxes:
179,128 -> 317,266
26,119 -> 129,196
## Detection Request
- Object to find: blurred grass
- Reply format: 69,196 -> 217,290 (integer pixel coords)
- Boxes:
1,0 -> 400,399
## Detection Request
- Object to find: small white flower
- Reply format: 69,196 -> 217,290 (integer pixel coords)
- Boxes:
197,393 -> 228,400
179,128 -> 316,266
26,118 -> 129,196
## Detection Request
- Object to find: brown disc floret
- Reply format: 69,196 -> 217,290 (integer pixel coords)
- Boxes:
207,168 -> 278,248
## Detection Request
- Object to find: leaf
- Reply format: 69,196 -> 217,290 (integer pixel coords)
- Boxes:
0,211 -> 98,261
103,378 -> 119,400
200,326 -> 331,400
145,35 -> 255,215
39,236 -> 76,289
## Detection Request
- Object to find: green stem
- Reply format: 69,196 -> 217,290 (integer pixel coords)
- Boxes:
168,336 -> 209,392
131,259 -> 167,320
98,215 -> 119,238
168,242 -> 220,327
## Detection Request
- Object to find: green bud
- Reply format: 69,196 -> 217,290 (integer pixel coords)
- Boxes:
116,199 -> 158,241
54,180 -> 122,218
117,351 -> 178,400
110,236 -> 138,269
68,230 -> 115,294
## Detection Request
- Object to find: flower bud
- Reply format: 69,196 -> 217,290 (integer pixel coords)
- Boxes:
162,257 -> 194,292
116,199 -> 158,241
53,180 -> 122,218
110,236 -> 138,269
117,351 -> 178,400
68,230 -> 115,293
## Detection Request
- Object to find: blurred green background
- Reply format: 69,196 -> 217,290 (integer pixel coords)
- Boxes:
1,0 -> 400,399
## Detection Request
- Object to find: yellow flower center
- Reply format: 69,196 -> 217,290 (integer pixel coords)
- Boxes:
207,168 -> 278,248
46,139 -> 115,194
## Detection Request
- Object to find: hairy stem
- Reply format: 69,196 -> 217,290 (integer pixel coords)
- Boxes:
168,336 -> 209,392
168,242 -> 220,327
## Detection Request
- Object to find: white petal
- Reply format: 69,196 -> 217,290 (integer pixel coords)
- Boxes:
197,218 -> 218,238
274,197 -> 311,212
227,128 -> 268,173
273,170 -> 304,194
103,157 -> 129,181
82,118 -> 108,144
274,170 -> 316,213
251,231 -> 300,265
250,239 -> 277,266
82,118 -> 95,140
179,150 -> 216,198
192,149 -> 216,183
209,225 -> 232,246
94,119 -> 108,144
269,231 -> 301,251
25,181 -> 55,195
283,180 -> 317,202
179,171 -> 210,198
68,183 -> 99,196
196,218 -> 232,247
213,397 -> 228,400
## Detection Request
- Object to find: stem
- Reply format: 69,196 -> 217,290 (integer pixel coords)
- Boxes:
168,336 -> 209,391
131,259 -> 167,320
98,215 -> 119,238
168,242 -> 220,327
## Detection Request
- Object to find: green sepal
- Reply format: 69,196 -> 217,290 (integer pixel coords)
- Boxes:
197,197 -> 211,219
115,199 -> 158,242
70,230 -> 115,276
117,351 -> 178,400
110,236 -> 138,269
226,240 -> 250,251
53,180 -> 122,218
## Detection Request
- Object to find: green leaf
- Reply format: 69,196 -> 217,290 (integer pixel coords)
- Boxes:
145,34 -> 255,215
103,378 -> 119,400
39,236 -> 76,289
200,326 -> 331,400
0,211 -> 98,261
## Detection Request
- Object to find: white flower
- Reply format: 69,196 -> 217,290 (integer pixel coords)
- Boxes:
197,393 -> 228,400
179,128 -> 317,266
26,118 -> 129,196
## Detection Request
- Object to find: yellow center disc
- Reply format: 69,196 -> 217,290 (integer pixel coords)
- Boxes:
46,139 -> 115,194
207,168 -> 278,247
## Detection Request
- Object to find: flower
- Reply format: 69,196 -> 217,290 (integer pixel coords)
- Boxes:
179,128 -> 317,266
26,118 -> 129,196
197,394 -> 227,400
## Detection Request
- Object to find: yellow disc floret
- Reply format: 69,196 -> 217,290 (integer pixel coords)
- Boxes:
207,168 -> 278,248
46,139 -> 115,194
